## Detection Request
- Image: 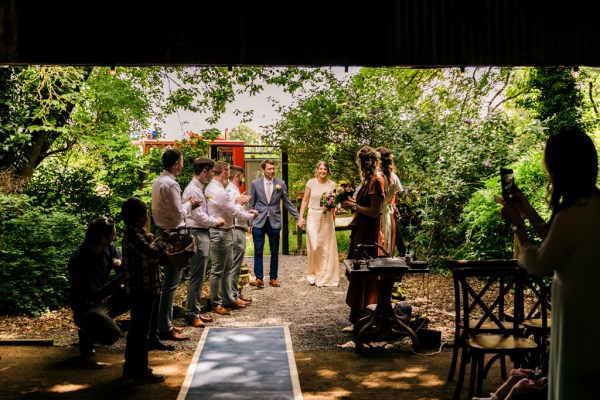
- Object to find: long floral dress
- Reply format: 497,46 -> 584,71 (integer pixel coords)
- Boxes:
305,178 -> 340,287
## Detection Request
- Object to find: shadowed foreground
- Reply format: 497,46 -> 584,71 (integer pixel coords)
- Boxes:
0,345 -> 504,399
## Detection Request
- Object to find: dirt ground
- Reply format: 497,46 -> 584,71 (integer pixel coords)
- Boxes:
0,345 -> 504,399
0,255 -> 508,399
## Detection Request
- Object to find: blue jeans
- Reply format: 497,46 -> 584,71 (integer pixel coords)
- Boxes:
209,228 -> 235,306
156,227 -> 185,334
186,228 -> 210,317
252,218 -> 280,280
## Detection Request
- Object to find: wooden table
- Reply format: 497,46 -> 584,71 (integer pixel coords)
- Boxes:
344,258 -> 430,354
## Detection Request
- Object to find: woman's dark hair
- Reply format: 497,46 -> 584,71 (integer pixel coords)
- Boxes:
162,148 -> 182,170
121,197 -> 148,226
355,146 -> 380,184
376,146 -> 395,183
84,216 -> 115,246
544,128 -> 599,220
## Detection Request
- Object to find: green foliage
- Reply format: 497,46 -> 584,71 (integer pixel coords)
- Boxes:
0,194 -> 85,315
455,150 -> 550,260
513,67 -> 584,134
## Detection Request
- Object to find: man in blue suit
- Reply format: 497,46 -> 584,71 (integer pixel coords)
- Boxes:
249,159 -> 300,288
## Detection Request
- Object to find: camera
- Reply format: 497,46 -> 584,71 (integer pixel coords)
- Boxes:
500,168 -> 517,201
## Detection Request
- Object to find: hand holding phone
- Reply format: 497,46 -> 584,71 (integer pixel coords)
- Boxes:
500,168 -> 517,202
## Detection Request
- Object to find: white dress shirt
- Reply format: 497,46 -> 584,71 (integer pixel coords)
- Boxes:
264,178 -> 274,202
183,177 -> 221,229
151,170 -> 191,230
226,181 -> 249,229
205,179 -> 254,229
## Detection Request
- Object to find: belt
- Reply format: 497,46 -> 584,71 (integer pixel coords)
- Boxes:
210,226 -> 233,231
234,226 -> 247,232
189,227 -> 209,231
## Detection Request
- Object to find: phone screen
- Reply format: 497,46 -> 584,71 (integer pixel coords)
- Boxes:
500,168 -> 515,201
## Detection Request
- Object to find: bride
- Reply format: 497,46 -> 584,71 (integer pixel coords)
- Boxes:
297,161 -> 340,287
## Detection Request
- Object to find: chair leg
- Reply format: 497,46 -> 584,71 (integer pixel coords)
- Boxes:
468,353 -> 478,399
447,333 -> 462,382
453,348 -> 469,400
476,353 -> 485,397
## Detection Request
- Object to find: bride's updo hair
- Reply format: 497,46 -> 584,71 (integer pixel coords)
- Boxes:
314,161 -> 331,178
376,146 -> 396,183
356,146 -> 380,183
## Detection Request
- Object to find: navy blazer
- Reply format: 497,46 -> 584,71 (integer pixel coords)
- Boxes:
249,177 -> 299,229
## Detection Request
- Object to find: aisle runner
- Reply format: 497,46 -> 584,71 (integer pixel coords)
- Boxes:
177,326 -> 302,400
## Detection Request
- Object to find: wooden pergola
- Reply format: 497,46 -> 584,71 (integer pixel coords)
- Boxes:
2,0 -> 600,67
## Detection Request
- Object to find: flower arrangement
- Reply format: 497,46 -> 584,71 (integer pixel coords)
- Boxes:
320,182 -> 355,214
320,191 -> 336,214
333,182 -> 355,208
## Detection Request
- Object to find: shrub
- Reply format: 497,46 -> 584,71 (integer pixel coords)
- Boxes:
0,195 -> 85,315
454,149 -> 549,261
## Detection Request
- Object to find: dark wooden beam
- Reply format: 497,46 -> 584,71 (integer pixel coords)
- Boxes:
1,0 -> 599,67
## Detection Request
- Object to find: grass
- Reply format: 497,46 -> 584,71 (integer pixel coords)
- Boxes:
244,225 -> 351,256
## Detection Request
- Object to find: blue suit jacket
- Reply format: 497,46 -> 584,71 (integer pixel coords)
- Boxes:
249,177 -> 299,229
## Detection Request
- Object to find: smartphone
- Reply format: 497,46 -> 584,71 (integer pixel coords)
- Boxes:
500,168 -> 516,201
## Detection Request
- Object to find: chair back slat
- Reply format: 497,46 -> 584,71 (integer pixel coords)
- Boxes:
455,266 -> 525,337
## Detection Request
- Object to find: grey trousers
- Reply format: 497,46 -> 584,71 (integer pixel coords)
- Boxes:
186,228 -> 210,317
209,228 -> 235,306
231,228 -> 247,298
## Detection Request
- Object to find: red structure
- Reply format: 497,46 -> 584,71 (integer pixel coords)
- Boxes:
132,132 -> 246,193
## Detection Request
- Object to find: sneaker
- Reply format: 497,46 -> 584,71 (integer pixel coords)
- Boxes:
134,370 -> 165,384
124,366 -> 165,384
78,329 -> 95,357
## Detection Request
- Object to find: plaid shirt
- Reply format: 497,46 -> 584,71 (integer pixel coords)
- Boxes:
122,226 -> 166,295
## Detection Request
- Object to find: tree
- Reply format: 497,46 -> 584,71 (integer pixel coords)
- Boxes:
0,66 -> 335,185
513,67 -> 584,134
228,124 -> 260,144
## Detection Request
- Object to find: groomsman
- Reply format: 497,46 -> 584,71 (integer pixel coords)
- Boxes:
226,165 -> 253,303
151,148 -> 200,341
205,161 -> 258,315
249,159 -> 299,288
182,157 -> 225,328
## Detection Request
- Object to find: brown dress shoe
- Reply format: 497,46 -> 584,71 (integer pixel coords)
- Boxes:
185,315 -> 205,328
158,328 -> 190,341
269,279 -> 281,287
238,294 -> 253,303
224,298 -> 247,309
249,279 -> 264,288
199,314 -> 214,323
172,326 -> 184,334
212,305 -> 231,315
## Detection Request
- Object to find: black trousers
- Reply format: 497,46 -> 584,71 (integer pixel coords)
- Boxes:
76,288 -> 130,346
124,291 -> 160,374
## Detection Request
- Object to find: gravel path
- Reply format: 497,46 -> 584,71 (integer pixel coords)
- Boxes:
167,255 -> 454,355
199,255 -> 352,352
1,255 -> 456,356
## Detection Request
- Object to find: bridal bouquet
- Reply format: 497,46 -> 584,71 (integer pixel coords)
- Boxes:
333,182 -> 355,209
320,190 -> 336,214
320,182 -> 355,214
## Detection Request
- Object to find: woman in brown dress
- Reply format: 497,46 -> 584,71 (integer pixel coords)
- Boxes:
343,145 -> 385,259
342,145 -> 385,323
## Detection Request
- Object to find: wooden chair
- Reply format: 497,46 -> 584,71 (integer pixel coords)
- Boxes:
452,265 -> 538,399
522,275 -> 551,362
446,259 -> 519,383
